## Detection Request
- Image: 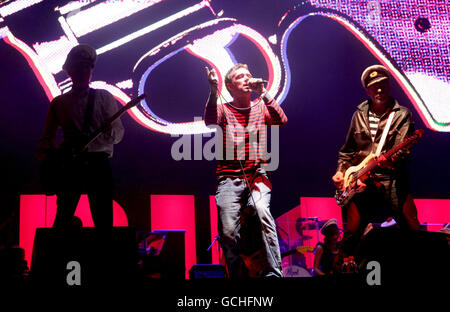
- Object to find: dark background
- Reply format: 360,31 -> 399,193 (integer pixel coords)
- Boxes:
0,1 -> 449,262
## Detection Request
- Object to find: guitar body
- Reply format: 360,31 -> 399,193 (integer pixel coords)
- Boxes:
342,153 -> 376,189
336,153 -> 376,207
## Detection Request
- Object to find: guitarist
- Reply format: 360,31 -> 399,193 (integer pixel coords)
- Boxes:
36,44 -> 124,230
331,65 -> 421,257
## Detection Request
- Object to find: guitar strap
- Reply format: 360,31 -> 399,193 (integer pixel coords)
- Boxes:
82,88 -> 96,137
375,111 -> 395,157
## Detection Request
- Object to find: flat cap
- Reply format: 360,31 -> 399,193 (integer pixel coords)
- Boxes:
62,44 -> 97,71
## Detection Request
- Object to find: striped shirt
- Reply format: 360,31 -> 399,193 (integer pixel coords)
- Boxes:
204,93 -> 287,179
368,110 -> 381,141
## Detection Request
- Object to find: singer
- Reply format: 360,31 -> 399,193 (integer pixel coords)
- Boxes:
204,63 -> 287,278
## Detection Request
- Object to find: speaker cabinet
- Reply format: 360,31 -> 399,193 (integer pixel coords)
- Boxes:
31,227 -> 137,286
357,228 -> 450,285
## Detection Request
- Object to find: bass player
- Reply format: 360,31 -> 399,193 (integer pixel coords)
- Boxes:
331,65 -> 421,257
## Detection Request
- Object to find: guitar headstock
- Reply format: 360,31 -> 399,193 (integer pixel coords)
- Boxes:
125,94 -> 146,109
410,129 -> 424,143
415,129 -> 424,138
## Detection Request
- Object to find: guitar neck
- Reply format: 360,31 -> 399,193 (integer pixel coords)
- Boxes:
355,157 -> 378,180
383,139 -> 408,159
355,132 -> 421,180
78,94 -> 145,153
87,105 -> 129,142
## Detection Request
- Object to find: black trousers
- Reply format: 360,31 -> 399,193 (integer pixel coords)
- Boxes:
340,176 -> 420,257
53,152 -> 113,230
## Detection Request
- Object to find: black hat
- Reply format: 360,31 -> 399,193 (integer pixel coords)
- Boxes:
62,44 -> 97,71
361,65 -> 390,88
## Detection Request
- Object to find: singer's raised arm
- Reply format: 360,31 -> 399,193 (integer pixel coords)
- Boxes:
204,90 -> 224,126
204,67 -> 223,126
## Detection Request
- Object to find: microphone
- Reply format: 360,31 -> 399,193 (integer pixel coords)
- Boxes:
251,78 -> 268,84
248,78 -> 268,90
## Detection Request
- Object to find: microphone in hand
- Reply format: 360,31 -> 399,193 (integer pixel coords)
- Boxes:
249,78 -> 268,85
248,78 -> 268,93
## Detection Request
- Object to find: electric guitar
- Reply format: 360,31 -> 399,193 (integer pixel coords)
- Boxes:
40,94 -> 146,195
335,129 -> 424,207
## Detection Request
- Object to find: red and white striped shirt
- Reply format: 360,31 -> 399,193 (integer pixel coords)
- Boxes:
204,93 -> 287,179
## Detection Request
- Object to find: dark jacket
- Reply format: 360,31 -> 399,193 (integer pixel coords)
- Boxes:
336,98 -> 414,178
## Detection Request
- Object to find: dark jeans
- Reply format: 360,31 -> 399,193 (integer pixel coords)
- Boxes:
53,152 -> 113,230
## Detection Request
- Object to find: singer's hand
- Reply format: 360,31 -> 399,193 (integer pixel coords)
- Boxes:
248,78 -> 266,95
205,67 -> 218,94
